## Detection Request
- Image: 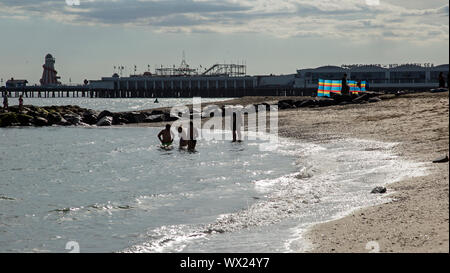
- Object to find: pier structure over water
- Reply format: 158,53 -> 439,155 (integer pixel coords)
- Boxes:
1,62 -> 448,98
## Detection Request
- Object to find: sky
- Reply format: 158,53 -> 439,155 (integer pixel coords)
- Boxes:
0,0 -> 448,85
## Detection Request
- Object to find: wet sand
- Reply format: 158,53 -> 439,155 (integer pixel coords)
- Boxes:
124,92 -> 449,252
276,92 -> 449,253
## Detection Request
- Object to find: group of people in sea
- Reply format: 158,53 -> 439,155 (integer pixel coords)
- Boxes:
157,112 -> 242,151
157,122 -> 199,151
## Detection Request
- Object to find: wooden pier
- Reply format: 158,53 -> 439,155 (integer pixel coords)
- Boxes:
0,86 -> 314,98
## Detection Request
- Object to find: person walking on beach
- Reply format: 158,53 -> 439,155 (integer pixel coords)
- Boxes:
3,93 -> 8,111
157,124 -> 174,147
341,74 -> 349,95
438,72 -> 446,88
18,95 -> 23,112
187,120 -> 198,151
177,126 -> 188,149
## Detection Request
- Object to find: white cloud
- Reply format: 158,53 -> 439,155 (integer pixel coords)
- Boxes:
0,0 -> 448,42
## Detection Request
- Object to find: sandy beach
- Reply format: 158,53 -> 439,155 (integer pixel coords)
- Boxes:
275,92 -> 449,253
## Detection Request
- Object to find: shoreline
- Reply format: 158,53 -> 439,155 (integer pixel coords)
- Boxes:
274,92 -> 449,253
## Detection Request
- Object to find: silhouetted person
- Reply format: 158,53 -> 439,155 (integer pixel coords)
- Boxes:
158,124 -> 173,147
187,121 -> 198,151
3,93 -> 8,111
177,126 -> 188,149
18,95 -> 23,112
438,72 -> 445,88
341,74 -> 349,95
232,112 -> 242,142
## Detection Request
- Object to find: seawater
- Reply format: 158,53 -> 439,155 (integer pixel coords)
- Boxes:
5,97 -> 233,112
0,126 -> 426,253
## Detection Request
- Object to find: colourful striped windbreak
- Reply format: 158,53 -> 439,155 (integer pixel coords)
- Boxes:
324,80 -> 332,97
317,79 -> 325,97
331,80 -> 341,94
318,79 -> 367,97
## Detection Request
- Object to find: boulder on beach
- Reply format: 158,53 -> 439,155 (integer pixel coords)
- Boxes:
82,110 -> 98,125
123,112 -> 147,123
47,112 -> 62,125
17,114 -> 33,126
0,113 -> 19,127
278,100 -> 294,109
368,97 -> 382,103
162,112 -> 179,122
317,99 -> 336,107
63,114 -> 81,125
34,117 -> 49,127
97,110 -> 114,121
144,114 -> 163,123
96,116 -> 113,126
57,118 -> 72,126
371,186 -> 387,194
432,155 -> 449,163
295,100 -> 316,107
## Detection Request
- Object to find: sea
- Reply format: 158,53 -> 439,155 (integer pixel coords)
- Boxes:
0,98 -> 426,253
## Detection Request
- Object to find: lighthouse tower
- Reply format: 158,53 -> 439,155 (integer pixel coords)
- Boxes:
40,54 -> 61,86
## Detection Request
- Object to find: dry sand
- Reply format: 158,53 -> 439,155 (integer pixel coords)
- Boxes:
276,92 -> 449,253
124,92 -> 449,253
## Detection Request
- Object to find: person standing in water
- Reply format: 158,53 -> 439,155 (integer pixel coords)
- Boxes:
177,126 -> 188,149
232,112 -> 242,142
157,124 -> 173,147
187,120 -> 198,151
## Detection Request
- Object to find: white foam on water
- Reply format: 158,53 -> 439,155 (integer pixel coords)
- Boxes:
120,135 -> 428,253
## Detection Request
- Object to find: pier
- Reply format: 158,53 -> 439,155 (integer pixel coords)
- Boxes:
0,85 -> 309,98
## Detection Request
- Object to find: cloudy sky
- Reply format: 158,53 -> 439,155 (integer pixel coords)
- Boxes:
0,0 -> 448,84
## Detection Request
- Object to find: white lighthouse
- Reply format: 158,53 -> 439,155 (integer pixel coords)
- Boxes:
40,54 -> 61,86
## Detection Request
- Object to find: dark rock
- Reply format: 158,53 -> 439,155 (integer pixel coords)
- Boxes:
352,93 -> 370,103
150,110 -> 164,115
97,110 -> 114,121
47,112 -> 62,125
82,110 -> 98,125
162,112 -> 179,122
368,97 -> 382,103
430,88 -> 448,93
0,113 -> 18,127
317,99 -> 336,107
123,112 -> 147,123
16,114 -> 33,126
298,99 -> 316,108
112,116 -> 128,125
144,114 -> 163,123
278,100 -> 295,109
63,114 -> 81,125
371,186 -> 387,194
57,118 -> 72,126
432,155 -> 449,163
96,116 -> 113,126
34,117 -> 48,126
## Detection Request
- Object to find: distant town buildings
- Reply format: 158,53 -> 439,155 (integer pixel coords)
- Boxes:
5,78 -> 28,88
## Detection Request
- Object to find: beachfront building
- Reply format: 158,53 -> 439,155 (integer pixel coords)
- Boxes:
295,63 -> 449,90
88,73 -> 258,97
5,78 -> 28,88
